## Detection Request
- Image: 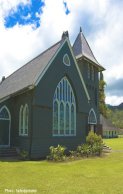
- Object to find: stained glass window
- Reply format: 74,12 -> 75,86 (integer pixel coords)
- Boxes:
71,105 -> 75,135
19,106 -> 23,135
0,106 -> 10,119
60,103 -> 64,134
65,103 -> 70,135
19,104 -> 29,136
53,101 -> 58,135
53,77 -> 76,136
23,105 -> 28,135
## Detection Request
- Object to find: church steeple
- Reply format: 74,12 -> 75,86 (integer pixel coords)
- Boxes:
72,28 -> 104,71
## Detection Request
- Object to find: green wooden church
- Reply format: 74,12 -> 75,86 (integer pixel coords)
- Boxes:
0,28 -> 104,158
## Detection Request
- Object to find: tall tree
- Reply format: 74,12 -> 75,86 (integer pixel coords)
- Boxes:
99,72 -> 107,117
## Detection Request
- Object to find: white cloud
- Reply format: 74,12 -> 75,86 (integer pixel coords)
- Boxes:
0,0 -> 30,18
0,0 -> 123,105
106,95 -> 123,106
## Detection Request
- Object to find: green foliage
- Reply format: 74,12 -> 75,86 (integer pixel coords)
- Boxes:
77,144 -> 90,157
107,108 -> 123,129
47,132 -> 103,162
99,75 -> 107,117
70,131 -> 103,159
86,130 -> 103,156
19,150 -> 29,160
47,144 -> 66,161
90,142 -> 103,156
69,150 -> 79,159
86,130 -> 103,145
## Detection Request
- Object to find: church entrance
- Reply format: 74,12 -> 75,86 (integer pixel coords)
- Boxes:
0,106 -> 11,147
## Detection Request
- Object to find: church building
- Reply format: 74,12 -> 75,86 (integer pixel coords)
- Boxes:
0,28 -> 105,158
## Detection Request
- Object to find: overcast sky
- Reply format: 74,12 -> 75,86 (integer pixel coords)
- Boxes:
0,0 -> 123,105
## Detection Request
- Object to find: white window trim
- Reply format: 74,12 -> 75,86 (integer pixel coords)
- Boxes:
88,108 -> 97,124
53,77 -> 76,136
23,104 -> 29,135
19,105 -> 23,136
19,104 -> 29,136
63,53 -> 71,66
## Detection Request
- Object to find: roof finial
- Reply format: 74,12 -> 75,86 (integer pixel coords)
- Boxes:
2,76 -> 5,82
62,31 -> 69,40
80,26 -> 82,33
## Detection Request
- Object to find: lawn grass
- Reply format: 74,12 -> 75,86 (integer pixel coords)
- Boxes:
103,137 -> 123,150
0,138 -> 123,194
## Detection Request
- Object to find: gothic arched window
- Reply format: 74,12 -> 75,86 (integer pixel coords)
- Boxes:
88,108 -> 97,124
53,77 -> 76,136
19,104 -> 29,136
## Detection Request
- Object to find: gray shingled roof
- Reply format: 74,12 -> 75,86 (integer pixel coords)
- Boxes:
73,30 -> 104,71
100,115 -> 118,131
0,40 -> 62,100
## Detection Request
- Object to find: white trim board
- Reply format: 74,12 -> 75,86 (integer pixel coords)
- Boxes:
35,38 -> 90,101
66,39 -> 90,101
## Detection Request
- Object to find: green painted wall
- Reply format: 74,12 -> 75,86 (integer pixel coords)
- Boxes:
31,42 -> 90,158
77,59 -> 100,124
0,120 -> 9,145
0,41 -> 100,159
12,91 -> 33,152
0,90 -> 33,153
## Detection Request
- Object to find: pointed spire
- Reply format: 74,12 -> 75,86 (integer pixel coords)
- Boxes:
73,29 -> 100,66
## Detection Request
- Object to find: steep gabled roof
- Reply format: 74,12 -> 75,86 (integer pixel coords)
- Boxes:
0,35 -> 90,102
73,28 -> 105,71
0,40 -> 62,101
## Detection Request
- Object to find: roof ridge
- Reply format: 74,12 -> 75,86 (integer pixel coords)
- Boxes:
80,31 -> 83,54
81,32 -> 99,63
1,40 -> 61,85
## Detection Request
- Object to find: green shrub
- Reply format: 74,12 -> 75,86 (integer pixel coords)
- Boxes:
86,130 -> 103,146
69,150 -> 79,159
19,150 -> 29,160
90,143 -> 103,156
47,131 -> 103,162
47,144 -> 66,161
86,130 -> 103,156
77,144 -> 90,157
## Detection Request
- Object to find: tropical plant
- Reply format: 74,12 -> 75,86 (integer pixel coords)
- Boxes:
47,144 -> 66,161
86,130 -> 103,156
77,144 -> 90,157
19,150 -> 29,160
99,72 -> 107,117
